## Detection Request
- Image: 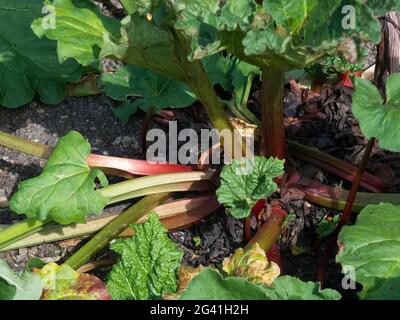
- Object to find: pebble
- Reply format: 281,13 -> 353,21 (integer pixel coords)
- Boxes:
112,136 -> 122,145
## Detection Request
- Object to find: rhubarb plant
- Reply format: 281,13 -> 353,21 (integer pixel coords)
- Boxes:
159,0 -> 392,158
216,157 -> 285,218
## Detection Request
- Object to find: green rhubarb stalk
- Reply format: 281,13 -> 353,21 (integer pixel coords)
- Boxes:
0,172 -> 213,249
0,131 -> 51,158
64,193 -> 171,270
260,69 -> 286,159
0,217 -> 52,249
174,32 -> 249,157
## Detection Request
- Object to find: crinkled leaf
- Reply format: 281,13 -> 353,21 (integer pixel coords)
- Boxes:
352,73 -> 400,152
32,0 -> 121,66
222,243 -> 280,286
107,213 -> 183,300
336,203 -> 400,300
216,157 -> 285,218
10,131 -> 109,224
171,0 -> 384,70
0,0 -> 81,108
180,269 -> 341,300
101,65 -> 196,121
0,259 -> 42,300
36,263 -> 111,300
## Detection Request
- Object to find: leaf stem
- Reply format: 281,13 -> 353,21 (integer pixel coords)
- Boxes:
0,131 -> 52,158
260,69 -> 286,159
316,138 -> 375,286
64,193 -> 171,270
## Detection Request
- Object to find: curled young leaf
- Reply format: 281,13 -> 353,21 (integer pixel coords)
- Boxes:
36,263 -> 111,300
222,243 -> 280,286
10,131 -> 109,224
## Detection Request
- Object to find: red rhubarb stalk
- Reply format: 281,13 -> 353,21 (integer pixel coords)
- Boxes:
316,138 -> 375,286
247,201 -> 287,270
87,154 -> 195,176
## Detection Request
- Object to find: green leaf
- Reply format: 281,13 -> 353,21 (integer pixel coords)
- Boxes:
37,263 -> 111,300
107,213 -> 183,300
365,0 -> 400,16
180,269 -> 341,300
103,14 -> 187,82
10,131 -> 109,224
32,0 -> 121,66
352,74 -> 400,152
261,275 -> 341,300
216,157 -> 285,218
0,0 -> 81,108
101,65 -> 196,121
336,203 -> 400,300
264,0 -> 319,34
0,259 -> 42,300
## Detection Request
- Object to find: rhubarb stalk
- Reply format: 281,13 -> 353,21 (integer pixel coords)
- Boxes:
64,193 -> 171,270
316,138 -> 375,286
260,69 -> 286,159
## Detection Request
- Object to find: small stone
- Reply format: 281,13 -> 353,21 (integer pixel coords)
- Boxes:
112,136 -> 122,145
102,151 -> 109,156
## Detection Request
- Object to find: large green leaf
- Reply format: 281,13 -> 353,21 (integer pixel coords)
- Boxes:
336,203 -> 400,300
0,259 -> 42,300
352,73 -> 400,152
37,263 -> 111,300
101,65 -> 196,121
216,157 -> 285,219
107,213 -> 183,300
180,269 -> 341,300
170,0 -> 384,70
0,0 -> 81,108
102,14 -> 188,82
264,0 -> 319,34
32,0 -> 121,66
10,131 -> 109,224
